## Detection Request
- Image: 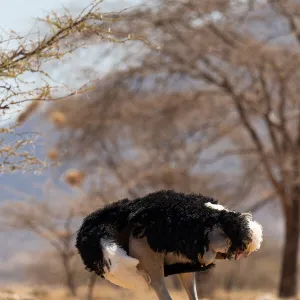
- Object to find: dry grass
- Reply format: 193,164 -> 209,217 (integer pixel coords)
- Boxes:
1,284 -> 297,300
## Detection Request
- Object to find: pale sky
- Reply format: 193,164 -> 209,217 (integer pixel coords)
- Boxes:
1,0 -> 71,33
0,0 -> 144,33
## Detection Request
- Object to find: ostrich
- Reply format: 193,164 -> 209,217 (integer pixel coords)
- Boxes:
76,190 -> 263,300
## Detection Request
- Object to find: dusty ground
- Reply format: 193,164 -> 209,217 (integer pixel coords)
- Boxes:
0,284 -> 297,300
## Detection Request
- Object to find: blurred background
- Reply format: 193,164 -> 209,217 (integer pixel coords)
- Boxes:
0,0 -> 299,299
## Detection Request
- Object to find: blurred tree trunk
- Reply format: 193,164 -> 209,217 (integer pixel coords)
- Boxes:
279,189 -> 300,298
171,275 -> 182,290
196,270 -> 215,298
61,254 -> 77,296
86,273 -> 97,300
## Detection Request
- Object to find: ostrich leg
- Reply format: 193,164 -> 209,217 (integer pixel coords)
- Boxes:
129,236 -> 172,300
179,273 -> 198,300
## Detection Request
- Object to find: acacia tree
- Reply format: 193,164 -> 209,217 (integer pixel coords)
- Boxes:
0,0 -> 151,174
47,0 -> 300,297
0,193 -> 80,296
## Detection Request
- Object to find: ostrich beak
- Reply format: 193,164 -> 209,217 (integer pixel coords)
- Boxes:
235,249 -> 243,260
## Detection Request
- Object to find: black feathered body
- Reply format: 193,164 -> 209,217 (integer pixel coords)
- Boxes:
76,190 -> 252,277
